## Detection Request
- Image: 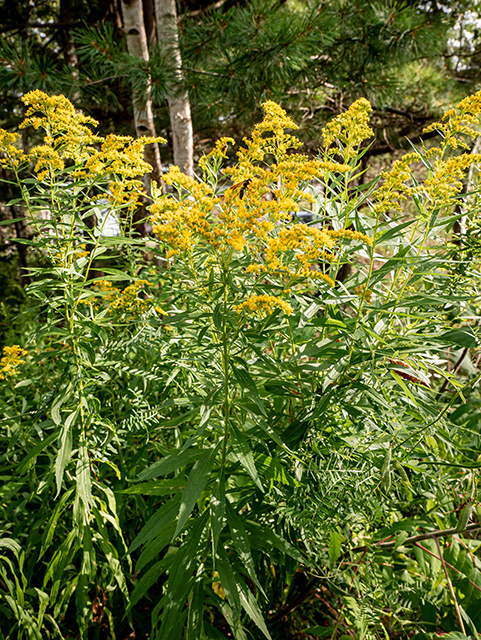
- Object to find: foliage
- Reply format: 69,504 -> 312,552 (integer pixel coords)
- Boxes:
0,0 -> 479,153
0,89 -> 480,639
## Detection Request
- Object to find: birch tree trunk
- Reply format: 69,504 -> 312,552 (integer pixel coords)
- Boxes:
155,0 -> 194,176
120,0 -> 163,187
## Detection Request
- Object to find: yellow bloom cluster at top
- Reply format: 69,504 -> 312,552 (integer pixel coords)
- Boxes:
322,98 -> 374,161
0,129 -> 24,168
0,90 -> 165,209
151,100 -> 368,262
374,91 -> 481,217
423,90 -> 481,150
151,100 -> 373,316
0,345 -> 28,380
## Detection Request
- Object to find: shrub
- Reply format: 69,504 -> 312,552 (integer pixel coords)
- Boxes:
0,90 -> 480,639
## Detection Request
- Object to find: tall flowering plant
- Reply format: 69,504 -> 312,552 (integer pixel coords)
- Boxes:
0,90 -> 165,637
1,90 -> 481,639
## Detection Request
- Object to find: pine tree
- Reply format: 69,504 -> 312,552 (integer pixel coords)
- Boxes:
0,0 -> 479,160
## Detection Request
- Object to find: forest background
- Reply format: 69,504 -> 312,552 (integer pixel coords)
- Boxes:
1,0 -> 481,639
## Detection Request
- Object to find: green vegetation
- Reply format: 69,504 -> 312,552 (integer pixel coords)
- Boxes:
0,85 -> 480,640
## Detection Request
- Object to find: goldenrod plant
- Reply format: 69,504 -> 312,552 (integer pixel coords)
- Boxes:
0,90 -> 480,639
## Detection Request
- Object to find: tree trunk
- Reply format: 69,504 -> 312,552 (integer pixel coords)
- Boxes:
155,0 -> 194,176
120,0 -> 163,188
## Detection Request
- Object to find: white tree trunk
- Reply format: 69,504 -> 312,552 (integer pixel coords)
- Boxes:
120,0 -> 163,187
155,0 -> 194,176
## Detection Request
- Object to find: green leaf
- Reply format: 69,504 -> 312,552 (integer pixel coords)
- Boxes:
129,556 -> 174,609
255,453 -> 297,486
55,410 -> 77,496
210,473 -> 226,555
226,503 -> 265,597
156,512 -> 209,639
138,448 -> 203,481
136,522 -> 177,573
118,478 -> 185,496
303,627 -> 335,637
92,508 -> 129,599
328,530 -> 341,565
129,494 -> 182,554
76,441 -> 92,515
174,443 -> 220,538
237,580 -> 272,640
216,545 -> 241,611
39,488 -> 75,559
230,424 -> 263,490
244,520 -> 304,564
187,571 -> 205,640
376,219 -> 414,244
0,538 -> 22,556
232,364 -> 267,417
442,328 -> 477,348
17,432 -> 57,474
457,501 -> 473,533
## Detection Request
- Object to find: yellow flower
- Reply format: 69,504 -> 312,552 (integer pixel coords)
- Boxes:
423,89 -> 481,150
94,279 -> 152,319
234,294 -> 293,317
199,137 -> 235,174
17,91 -> 165,186
155,305 -> 169,316
150,100 -> 372,300
0,345 -> 28,380
0,129 -> 24,168
322,98 -> 374,161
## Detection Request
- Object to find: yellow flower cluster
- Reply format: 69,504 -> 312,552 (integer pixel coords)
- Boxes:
0,130 -> 24,168
370,90 -> 481,217
94,280 -> 151,318
199,137 -> 235,175
234,294 -> 293,317
151,101 -> 373,317
151,102 -> 355,264
417,152 -> 481,207
375,143 -> 481,217
322,98 -> 374,161
423,89 -> 481,150
0,91 -> 165,197
0,345 -> 28,380
260,225 -> 370,285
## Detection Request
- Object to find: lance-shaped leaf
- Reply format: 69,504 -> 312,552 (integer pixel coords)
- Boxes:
211,472 -> 226,555
174,442 -> 220,538
230,423 -> 263,490
138,447 -> 203,481
226,503 -> 265,597
55,409 -> 78,496
76,440 -> 92,515
129,493 -> 182,554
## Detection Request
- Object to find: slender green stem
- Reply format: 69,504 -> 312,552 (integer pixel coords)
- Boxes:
220,262 -> 231,471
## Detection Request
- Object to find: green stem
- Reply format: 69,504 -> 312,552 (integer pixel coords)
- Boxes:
220,263 -> 231,471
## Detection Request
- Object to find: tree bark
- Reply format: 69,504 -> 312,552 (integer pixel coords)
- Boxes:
120,0 -> 163,188
155,0 -> 194,176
